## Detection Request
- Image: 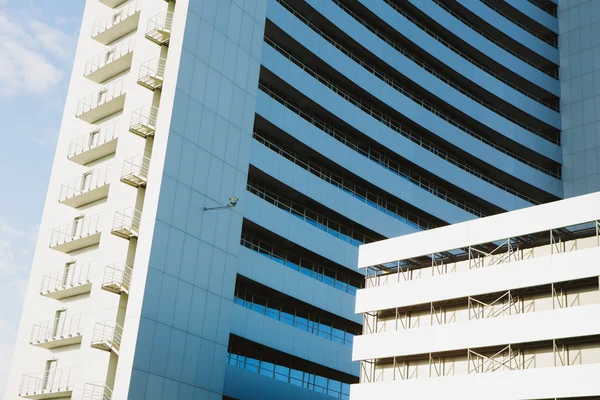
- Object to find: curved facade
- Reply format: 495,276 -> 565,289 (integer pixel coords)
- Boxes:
4,1 -> 580,400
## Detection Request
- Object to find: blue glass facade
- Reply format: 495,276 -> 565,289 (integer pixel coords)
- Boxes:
126,0 -> 566,398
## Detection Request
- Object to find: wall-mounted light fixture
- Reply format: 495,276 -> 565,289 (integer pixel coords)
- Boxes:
204,197 -> 239,211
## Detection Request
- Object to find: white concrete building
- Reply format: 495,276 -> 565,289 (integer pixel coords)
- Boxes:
352,192 -> 600,400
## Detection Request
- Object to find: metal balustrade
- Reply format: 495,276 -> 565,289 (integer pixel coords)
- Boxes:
84,38 -> 134,83
30,314 -> 83,348
254,131 -> 436,229
479,0 -> 557,47
76,79 -> 126,123
92,1 -> 140,44
50,214 -> 101,252
58,166 -> 111,207
83,382 -> 113,400
265,37 -> 561,179
68,120 -> 119,164
259,83 -> 539,206
247,180 -> 376,246
101,262 -> 132,294
138,57 -> 166,90
111,207 -> 141,239
120,154 -> 150,188
129,105 -> 158,138
91,320 -> 123,354
145,11 -> 173,45
40,261 -> 92,298
19,368 -> 74,397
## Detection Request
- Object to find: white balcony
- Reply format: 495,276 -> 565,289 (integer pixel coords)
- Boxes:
120,155 -> 149,188
129,105 -> 157,138
67,121 -> 118,165
19,368 -> 73,399
99,0 -> 128,8
101,262 -> 132,295
111,207 -> 141,239
50,214 -> 101,253
40,262 -> 92,299
30,314 -> 83,349
84,38 -> 134,83
137,57 -> 166,90
82,382 -> 112,400
91,321 -> 122,355
92,1 -> 140,45
76,79 -> 126,123
145,11 -> 172,46
59,167 -> 110,208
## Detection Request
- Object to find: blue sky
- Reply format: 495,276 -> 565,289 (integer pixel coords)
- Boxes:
0,0 -> 84,394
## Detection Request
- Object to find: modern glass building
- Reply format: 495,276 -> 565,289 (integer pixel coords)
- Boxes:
4,0 -> 598,399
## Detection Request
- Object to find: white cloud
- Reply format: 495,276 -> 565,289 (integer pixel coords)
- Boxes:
0,11 -> 75,97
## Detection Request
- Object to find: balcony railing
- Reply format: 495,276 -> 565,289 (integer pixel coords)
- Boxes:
68,120 -> 119,165
92,0 -> 140,45
91,321 -> 123,355
145,11 -> 173,45
84,38 -> 134,83
101,262 -> 132,294
58,166 -> 111,208
76,79 -> 126,123
50,214 -> 101,253
19,368 -> 74,399
30,314 -> 83,349
83,382 -> 113,400
137,57 -> 166,90
111,207 -> 141,239
120,155 -> 149,188
40,261 -> 92,299
129,105 -> 158,138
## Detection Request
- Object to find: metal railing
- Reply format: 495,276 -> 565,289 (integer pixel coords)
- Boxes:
83,382 -> 113,400
92,320 -> 123,352
146,11 -> 173,42
68,120 -> 119,159
92,0 -> 139,37
30,314 -> 83,344
324,0 -> 559,117
479,0 -> 557,47
130,105 -> 158,130
265,37 -> 560,179
379,0 -> 559,81
40,261 -> 92,294
247,180 -> 376,246
112,207 -> 141,234
260,81 -> 538,206
50,214 -> 101,248
121,155 -> 150,182
102,262 -> 133,291
138,57 -> 166,82
19,368 -> 73,395
76,78 -> 125,117
59,166 -> 111,202
254,131 -> 435,228
84,38 -> 133,76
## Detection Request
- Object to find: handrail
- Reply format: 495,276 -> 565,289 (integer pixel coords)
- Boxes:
92,321 -> 123,352
50,214 -> 101,247
254,131 -> 436,228
84,37 -> 133,76
92,0 -> 139,37
479,0 -> 557,47
112,207 -> 141,233
121,155 -> 150,182
76,78 -> 125,116
130,105 -> 158,129
240,235 -> 361,295
59,166 -> 110,202
264,37 -> 560,179
259,83 -> 538,208
146,11 -> 173,34
19,368 -> 73,394
30,314 -> 83,344
139,57 -> 166,81
102,262 -> 133,290
68,120 -> 119,159
247,180 -> 376,246
83,382 -> 113,400
40,262 -> 92,294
